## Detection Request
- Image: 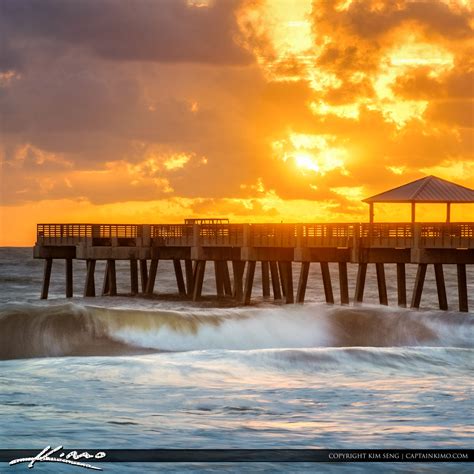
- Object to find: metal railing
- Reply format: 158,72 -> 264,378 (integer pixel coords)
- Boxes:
151,224 -> 194,246
361,223 -> 413,248
249,224 -> 297,247
420,223 -> 474,249
300,223 -> 355,248
200,224 -> 244,246
37,224 -> 92,245
36,222 -> 474,249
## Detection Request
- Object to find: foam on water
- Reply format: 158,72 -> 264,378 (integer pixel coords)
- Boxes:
1,248 -> 473,470
1,301 -> 472,359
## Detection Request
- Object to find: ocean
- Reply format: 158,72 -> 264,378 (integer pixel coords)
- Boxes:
0,247 -> 473,473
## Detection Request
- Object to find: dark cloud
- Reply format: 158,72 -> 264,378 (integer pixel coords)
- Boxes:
1,0 -> 473,211
427,99 -> 474,128
0,0 -> 252,65
393,66 -> 474,100
314,0 -> 473,41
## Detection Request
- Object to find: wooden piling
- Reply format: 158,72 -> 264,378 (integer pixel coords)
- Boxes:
173,259 -> 186,296
320,262 -> 334,304
84,259 -> 96,297
65,258 -> 73,298
375,263 -> 388,306
457,263 -> 469,312
232,261 -> 245,300
185,259 -> 194,297
243,260 -> 256,305
146,259 -> 158,295
261,261 -> 270,298
192,260 -> 206,301
41,258 -> 52,300
139,259 -> 148,293
296,262 -> 310,303
269,261 -> 282,300
434,263 -> 448,310
354,263 -> 367,303
396,263 -> 406,307
338,262 -> 349,305
130,259 -> 139,295
411,263 -> 427,309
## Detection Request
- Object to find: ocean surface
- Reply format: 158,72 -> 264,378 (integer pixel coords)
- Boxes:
0,247 -> 473,473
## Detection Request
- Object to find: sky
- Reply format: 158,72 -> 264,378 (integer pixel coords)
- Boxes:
0,0 -> 473,245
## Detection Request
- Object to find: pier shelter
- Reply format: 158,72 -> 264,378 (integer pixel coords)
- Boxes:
363,175 -> 474,224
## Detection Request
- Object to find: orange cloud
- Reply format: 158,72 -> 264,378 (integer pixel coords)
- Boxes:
1,0 -> 473,244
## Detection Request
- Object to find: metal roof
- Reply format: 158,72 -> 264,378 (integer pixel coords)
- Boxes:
363,175 -> 474,203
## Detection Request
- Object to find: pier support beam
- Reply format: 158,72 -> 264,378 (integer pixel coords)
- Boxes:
192,260 -> 206,301
338,262 -> 349,305
457,263 -> 468,312
434,263 -> 448,310
278,261 -> 286,297
320,262 -> 334,304
65,258 -> 73,298
139,260 -> 148,293
280,261 -> 294,304
102,260 -> 117,296
130,259 -> 139,295
102,261 -> 110,296
222,261 -> 232,296
375,263 -> 388,306
297,262 -> 310,303
185,260 -> 194,297
261,261 -> 270,298
354,263 -> 367,303
269,262 -> 282,300
108,260 -> 117,296
84,259 -> 96,297
214,261 -> 224,297
232,261 -> 245,300
173,259 -> 186,296
41,258 -> 53,300
243,261 -> 256,305
146,259 -> 158,295
411,263 -> 427,309
396,263 -> 406,307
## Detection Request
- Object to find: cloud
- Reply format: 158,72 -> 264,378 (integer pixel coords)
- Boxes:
0,0 -> 252,65
1,0 -> 473,243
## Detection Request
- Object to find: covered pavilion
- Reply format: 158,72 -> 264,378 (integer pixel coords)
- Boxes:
363,175 -> 474,223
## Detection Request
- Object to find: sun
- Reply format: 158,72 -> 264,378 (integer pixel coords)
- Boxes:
293,152 -> 320,173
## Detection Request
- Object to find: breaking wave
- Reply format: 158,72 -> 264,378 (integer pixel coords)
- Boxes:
0,302 -> 472,360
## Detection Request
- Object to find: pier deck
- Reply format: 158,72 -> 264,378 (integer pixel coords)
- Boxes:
34,222 -> 473,311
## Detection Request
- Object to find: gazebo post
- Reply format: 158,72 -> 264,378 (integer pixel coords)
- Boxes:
369,203 -> 374,223
446,202 -> 451,223
411,202 -> 416,223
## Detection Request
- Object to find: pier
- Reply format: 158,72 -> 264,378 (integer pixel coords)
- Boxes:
34,221 -> 473,311
32,176 -> 474,312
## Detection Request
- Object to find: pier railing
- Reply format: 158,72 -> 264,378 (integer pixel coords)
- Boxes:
36,222 -> 474,249
419,223 -> 474,249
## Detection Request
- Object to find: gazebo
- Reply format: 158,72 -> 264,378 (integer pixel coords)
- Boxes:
363,175 -> 474,223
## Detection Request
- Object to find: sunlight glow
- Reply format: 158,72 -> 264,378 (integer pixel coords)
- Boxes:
273,133 -> 348,176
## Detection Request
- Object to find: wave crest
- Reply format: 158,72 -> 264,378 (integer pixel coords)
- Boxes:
0,302 -> 472,360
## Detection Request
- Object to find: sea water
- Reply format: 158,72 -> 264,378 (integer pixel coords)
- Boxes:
0,248 -> 473,473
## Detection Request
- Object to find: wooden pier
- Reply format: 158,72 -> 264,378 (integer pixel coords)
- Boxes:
34,221 -> 473,312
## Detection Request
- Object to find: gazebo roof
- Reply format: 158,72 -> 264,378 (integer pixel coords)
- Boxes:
363,175 -> 474,204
